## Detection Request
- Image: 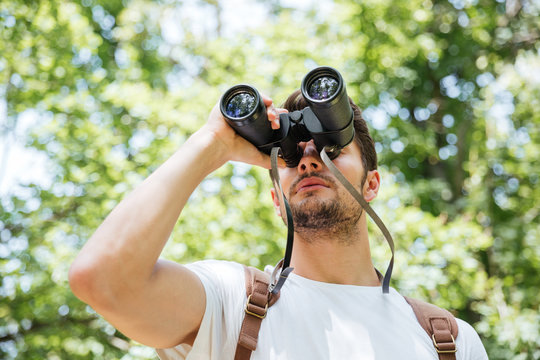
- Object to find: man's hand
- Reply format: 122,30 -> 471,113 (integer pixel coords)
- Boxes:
201,94 -> 287,169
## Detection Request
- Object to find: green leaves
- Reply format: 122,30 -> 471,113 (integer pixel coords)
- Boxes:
1,0 -> 539,358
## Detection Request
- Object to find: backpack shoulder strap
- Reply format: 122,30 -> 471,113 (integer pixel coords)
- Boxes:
404,296 -> 459,360
234,265 -> 280,360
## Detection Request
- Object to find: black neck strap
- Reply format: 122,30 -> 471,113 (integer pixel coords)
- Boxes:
320,147 -> 394,294
268,146 -> 395,294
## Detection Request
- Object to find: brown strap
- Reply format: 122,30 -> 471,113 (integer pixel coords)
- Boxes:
404,296 -> 459,360
234,266 -> 279,360
235,272 -> 458,359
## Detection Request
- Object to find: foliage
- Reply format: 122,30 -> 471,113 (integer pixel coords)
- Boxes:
1,0 -> 539,359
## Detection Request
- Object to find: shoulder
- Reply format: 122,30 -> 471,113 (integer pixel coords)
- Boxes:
398,293 -> 488,359
157,261 -> 248,358
455,318 -> 489,360
187,259 -> 244,276
186,260 -> 245,292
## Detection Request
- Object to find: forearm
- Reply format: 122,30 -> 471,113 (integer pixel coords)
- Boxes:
70,128 -> 225,297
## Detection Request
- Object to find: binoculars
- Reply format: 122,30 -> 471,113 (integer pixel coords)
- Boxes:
220,66 -> 355,167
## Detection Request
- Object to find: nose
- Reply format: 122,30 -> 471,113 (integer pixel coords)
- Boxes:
297,140 -> 323,174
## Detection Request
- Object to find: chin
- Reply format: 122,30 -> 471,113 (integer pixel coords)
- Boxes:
294,188 -> 332,200
294,195 -> 334,211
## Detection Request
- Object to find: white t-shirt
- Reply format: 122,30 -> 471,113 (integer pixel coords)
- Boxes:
156,260 -> 488,360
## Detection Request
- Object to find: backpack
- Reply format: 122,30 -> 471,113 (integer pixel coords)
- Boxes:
234,266 -> 458,360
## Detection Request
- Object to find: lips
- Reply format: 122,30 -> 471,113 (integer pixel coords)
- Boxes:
295,177 -> 330,193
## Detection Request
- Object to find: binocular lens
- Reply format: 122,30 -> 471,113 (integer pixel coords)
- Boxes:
308,76 -> 339,100
220,85 -> 273,149
225,92 -> 257,118
220,66 -> 353,167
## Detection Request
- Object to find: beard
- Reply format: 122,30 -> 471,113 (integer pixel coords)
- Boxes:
288,173 -> 365,243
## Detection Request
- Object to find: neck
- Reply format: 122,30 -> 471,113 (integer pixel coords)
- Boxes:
289,216 -> 381,286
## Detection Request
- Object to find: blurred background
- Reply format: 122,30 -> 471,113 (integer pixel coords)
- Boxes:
1,0 -> 539,358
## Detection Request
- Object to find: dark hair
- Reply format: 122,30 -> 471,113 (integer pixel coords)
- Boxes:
281,89 -> 378,171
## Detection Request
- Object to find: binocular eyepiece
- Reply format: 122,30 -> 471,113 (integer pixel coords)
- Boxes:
220,66 -> 355,167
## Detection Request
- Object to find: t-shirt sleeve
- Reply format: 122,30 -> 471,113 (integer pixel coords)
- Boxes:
156,260 -> 246,360
456,319 -> 489,360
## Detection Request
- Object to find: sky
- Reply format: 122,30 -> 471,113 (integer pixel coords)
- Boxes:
0,105 -> 53,197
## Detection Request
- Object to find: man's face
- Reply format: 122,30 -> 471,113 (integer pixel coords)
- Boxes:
271,140 -> 379,237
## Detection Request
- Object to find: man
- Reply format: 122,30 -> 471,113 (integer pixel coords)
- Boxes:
69,88 -> 488,359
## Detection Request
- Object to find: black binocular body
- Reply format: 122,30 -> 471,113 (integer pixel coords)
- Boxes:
219,67 -> 355,167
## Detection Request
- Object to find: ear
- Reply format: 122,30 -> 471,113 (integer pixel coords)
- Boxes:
363,170 -> 380,202
270,188 -> 282,217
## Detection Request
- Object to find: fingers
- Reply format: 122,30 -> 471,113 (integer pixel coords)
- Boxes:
260,93 -> 288,130
269,107 -> 280,130
261,93 -> 273,107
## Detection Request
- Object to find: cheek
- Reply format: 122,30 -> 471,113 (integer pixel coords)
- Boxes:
333,159 -> 363,185
276,169 -> 295,195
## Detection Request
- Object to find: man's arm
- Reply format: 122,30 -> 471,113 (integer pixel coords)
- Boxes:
68,99 -> 284,349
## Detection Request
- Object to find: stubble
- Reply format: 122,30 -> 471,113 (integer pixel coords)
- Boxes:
289,173 -> 365,244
